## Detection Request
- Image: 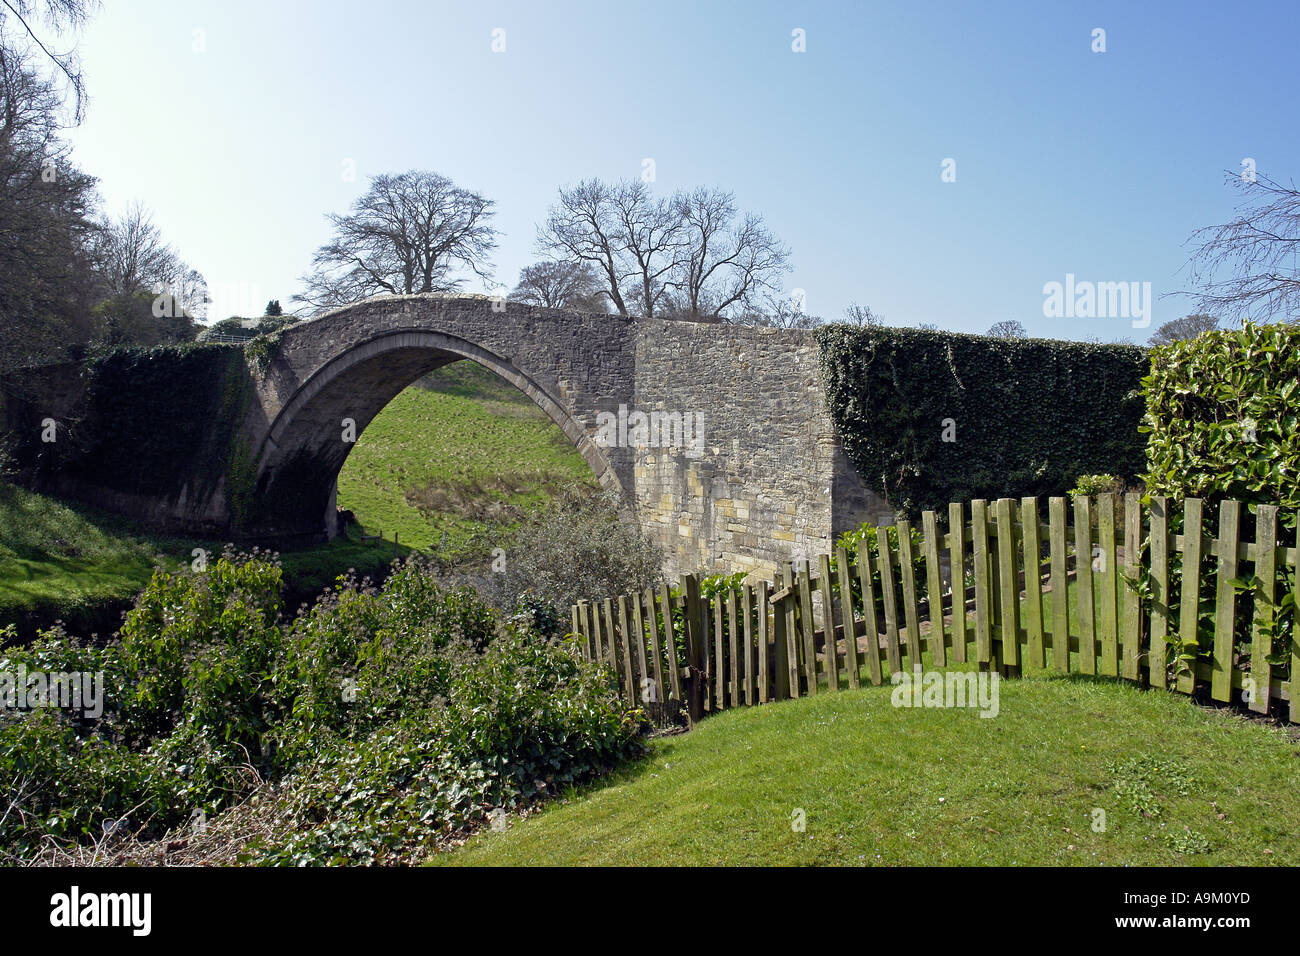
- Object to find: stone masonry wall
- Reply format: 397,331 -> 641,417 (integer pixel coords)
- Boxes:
631,319 -> 891,581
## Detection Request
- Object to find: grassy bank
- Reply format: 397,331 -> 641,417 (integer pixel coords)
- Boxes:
335,361 -> 597,557
434,671 -> 1300,866
0,481 -> 403,637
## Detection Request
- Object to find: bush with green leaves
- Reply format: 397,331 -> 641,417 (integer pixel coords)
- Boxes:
479,489 -> 664,620
0,550 -> 644,863
1141,319 -> 1300,530
817,324 -> 1148,516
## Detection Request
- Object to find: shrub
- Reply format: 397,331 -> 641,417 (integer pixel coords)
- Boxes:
1140,319 -> 1300,529
1069,474 -> 1127,499
235,628 -> 644,866
479,489 -> 664,620
0,550 -> 645,864
816,324 -> 1148,516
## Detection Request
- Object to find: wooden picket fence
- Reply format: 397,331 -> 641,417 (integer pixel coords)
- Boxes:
570,494 -> 1300,725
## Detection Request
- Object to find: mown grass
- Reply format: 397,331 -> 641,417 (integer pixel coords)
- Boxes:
433,672 -> 1300,866
335,361 -> 597,556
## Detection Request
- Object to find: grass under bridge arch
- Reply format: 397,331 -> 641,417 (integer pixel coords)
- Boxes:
431,670 -> 1300,866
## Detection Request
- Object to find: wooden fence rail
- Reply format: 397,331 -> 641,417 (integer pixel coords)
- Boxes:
570,495 -> 1300,725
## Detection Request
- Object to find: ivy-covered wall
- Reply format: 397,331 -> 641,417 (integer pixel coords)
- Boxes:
816,325 -> 1149,517
66,344 -> 255,501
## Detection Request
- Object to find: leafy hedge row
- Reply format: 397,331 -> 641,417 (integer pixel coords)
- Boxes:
1141,320 -> 1300,530
0,552 -> 644,864
816,325 -> 1149,516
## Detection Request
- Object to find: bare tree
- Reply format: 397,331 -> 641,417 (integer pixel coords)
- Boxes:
0,0 -> 98,123
538,179 -> 631,315
509,260 -> 604,311
669,186 -> 790,322
610,180 -> 681,318
730,292 -> 822,329
295,170 -> 497,313
94,203 -> 176,293
987,320 -> 1026,339
1147,312 -> 1219,347
0,39 -> 97,369
540,178 -> 793,322
1183,170 -> 1300,322
843,302 -> 884,327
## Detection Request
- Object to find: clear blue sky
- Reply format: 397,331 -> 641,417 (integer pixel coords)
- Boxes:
64,0 -> 1299,341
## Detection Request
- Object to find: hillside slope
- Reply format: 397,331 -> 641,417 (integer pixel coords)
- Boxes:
435,674 -> 1300,866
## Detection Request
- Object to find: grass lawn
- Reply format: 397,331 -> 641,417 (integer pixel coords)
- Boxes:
433,671 -> 1300,866
335,361 -> 597,557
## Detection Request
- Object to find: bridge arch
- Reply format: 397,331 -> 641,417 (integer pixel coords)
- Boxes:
250,324 -> 626,539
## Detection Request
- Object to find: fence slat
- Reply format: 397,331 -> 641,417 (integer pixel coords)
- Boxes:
1176,500 -> 1203,695
836,546 -> 861,687
631,589 -> 650,705
897,520 -> 923,667
1248,504 -> 1278,713
877,532 -> 903,676
713,595 -> 726,709
1211,499 -> 1241,702
1048,497 -> 1070,672
797,560 -> 819,694
726,589 -> 741,706
971,500 -> 992,666
1074,496 -> 1097,675
818,554 -> 840,691
948,502 -> 968,664
782,563 -> 801,698
1122,493 -> 1143,681
1148,497 -> 1170,689
680,574 -> 706,722
643,588 -> 665,707
1021,497 -> 1045,669
856,544 -> 884,685
658,584 -> 683,704
995,498 -> 1021,669
617,595 -> 637,706
758,584 -> 771,703
603,599 -> 625,702
748,580 -> 759,707
1291,522 -> 1300,722
1098,494 -> 1119,677
921,511 -> 947,667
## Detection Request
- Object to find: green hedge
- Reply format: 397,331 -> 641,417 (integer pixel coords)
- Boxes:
1141,320 -> 1300,529
816,325 -> 1148,516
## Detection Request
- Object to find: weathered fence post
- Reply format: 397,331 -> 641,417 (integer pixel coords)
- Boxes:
681,573 -> 706,725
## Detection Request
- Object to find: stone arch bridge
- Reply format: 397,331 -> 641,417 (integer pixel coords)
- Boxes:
67,295 -> 890,579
